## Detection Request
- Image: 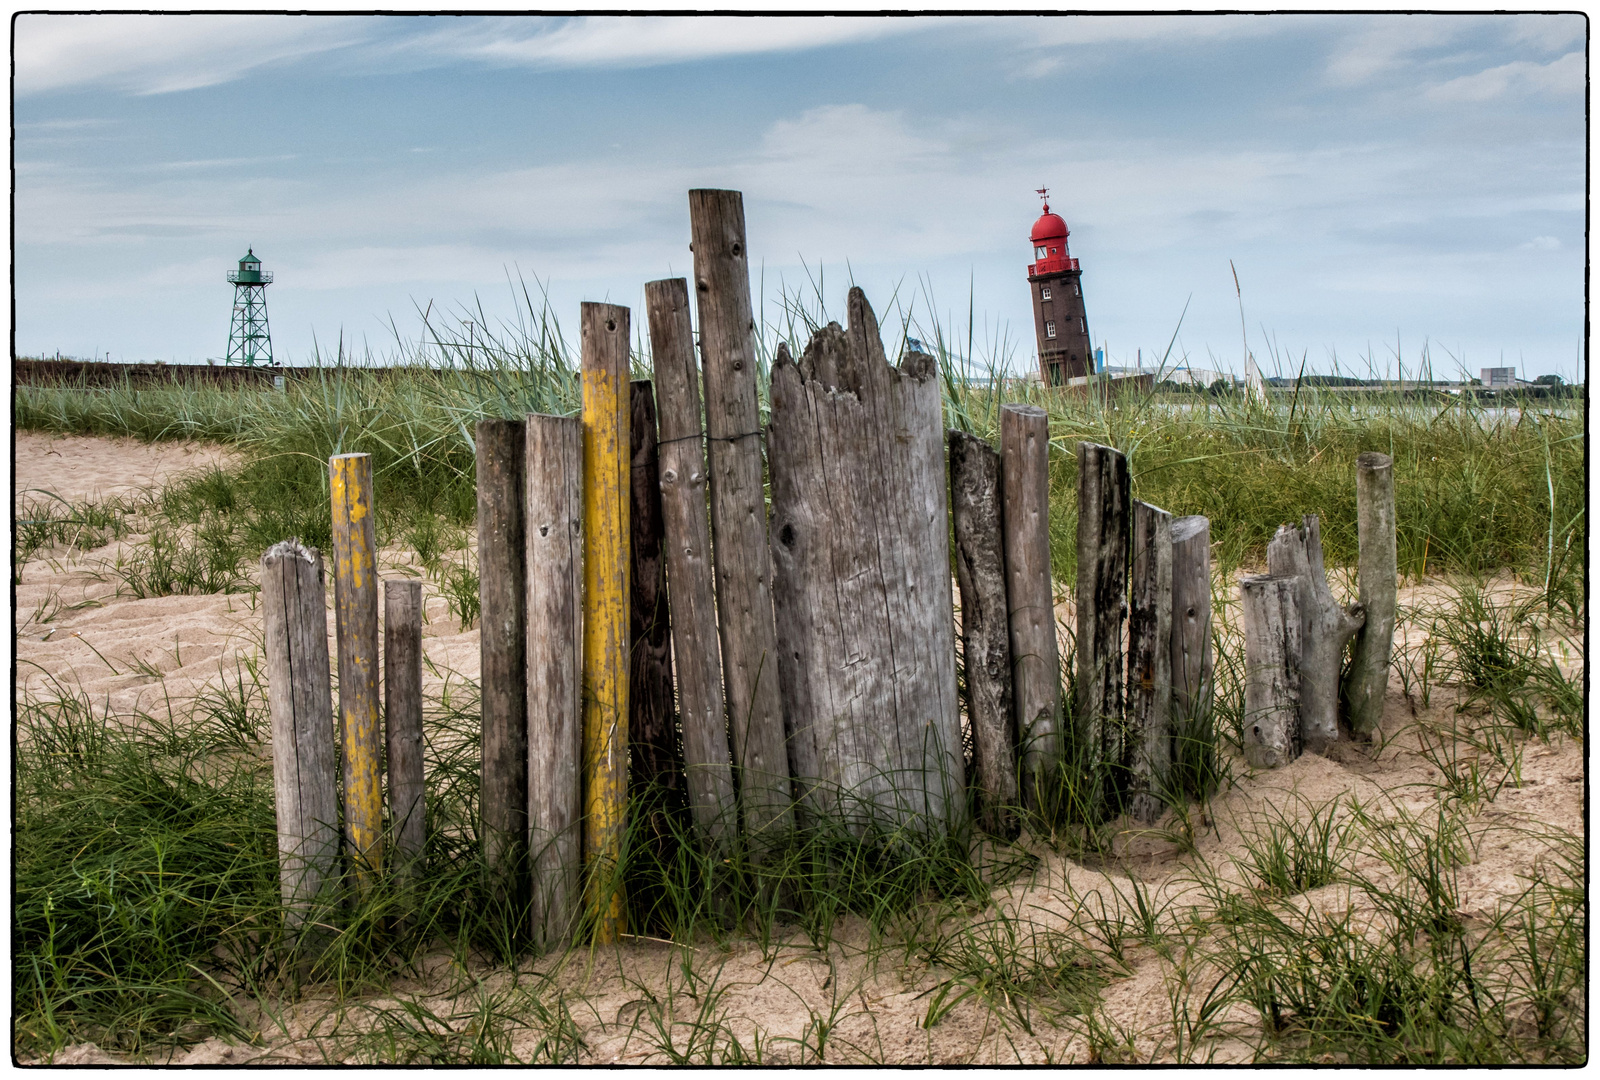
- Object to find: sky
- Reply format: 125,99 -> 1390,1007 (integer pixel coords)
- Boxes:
12,12 -> 1588,381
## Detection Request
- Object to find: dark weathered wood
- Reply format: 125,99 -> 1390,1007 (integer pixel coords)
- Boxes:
1241,573 -> 1302,769
644,278 -> 735,845
1344,452 -> 1396,737
949,429 -> 1017,836
689,189 -> 793,848
630,380 -> 684,845
383,579 -> 426,879
329,453 -> 383,884
477,418 -> 528,896
1170,515 -> 1213,754
1001,404 -> 1061,808
1074,441 -> 1129,788
1266,514 -> 1364,753
1127,500 -> 1173,824
263,539 -> 340,934
767,288 -> 963,834
524,413 -> 584,950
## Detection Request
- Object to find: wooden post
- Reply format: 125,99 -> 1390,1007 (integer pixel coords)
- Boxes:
1126,500 -> 1173,824
1170,515 -> 1213,773
1240,573 -> 1302,769
1074,441 -> 1129,790
329,453 -> 382,885
1266,515 -> 1364,752
1344,452 -> 1396,737
477,418 -> 528,898
384,579 -> 426,879
263,539 -> 339,933
1001,403 -> 1060,808
949,429 -> 1017,836
689,189 -> 793,849
524,414 -> 584,951
644,277 -> 735,846
629,380 -> 684,843
581,302 -> 631,945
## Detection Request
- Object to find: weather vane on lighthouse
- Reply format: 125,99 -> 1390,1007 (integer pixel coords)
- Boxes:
224,247 -> 274,366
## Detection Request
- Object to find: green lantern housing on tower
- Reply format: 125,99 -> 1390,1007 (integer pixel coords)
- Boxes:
225,248 -> 274,366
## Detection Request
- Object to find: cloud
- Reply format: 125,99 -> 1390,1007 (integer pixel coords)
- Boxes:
1426,51 -> 1583,102
14,14 -> 370,96
1323,14 -> 1584,89
1520,236 -> 1562,251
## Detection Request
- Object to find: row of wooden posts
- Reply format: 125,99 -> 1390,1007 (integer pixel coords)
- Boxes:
261,188 -> 1399,950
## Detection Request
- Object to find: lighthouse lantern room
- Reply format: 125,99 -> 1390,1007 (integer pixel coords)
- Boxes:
1026,189 -> 1092,385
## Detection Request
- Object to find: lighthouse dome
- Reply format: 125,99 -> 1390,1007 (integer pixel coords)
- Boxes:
1029,208 -> 1069,244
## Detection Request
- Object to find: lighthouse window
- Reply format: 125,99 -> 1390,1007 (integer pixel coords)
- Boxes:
1073,282 -> 1080,297
1045,321 -> 1057,339
1035,245 -> 1048,259
1040,286 -> 1052,301
1049,247 -> 1057,255
1079,317 -> 1086,333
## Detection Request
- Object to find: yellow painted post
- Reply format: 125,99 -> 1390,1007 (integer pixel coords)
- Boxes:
581,302 -> 631,944
330,453 -> 383,888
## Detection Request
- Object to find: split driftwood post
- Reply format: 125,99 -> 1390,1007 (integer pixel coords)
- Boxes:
644,277 -> 735,846
263,539 -> 339,935
477,418 -> 528,903
1001,404 -> 1059,808
384,579 -> 426,882
524,414 -> 584,951
949,430 -> 1017,836
1344,452 -> 1396,737
1169,515 -> 1213,764
580,301 -> 631,945
629,380 -> 685,846
1240,573 -> 1302,768
1126,501 -> 1173,824
689,189 -> 793,849
1075,441 -> 1129,799
1266,515 -> 1364,752
329,453 -> 383,886
767,289 -> 963,833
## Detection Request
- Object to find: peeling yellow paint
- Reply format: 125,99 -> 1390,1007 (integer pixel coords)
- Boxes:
331,453 -> 383,886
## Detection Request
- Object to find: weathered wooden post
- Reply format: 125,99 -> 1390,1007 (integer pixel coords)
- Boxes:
689,189 -> 793,849
1001,404 -> 1060,808
329,453 -> 383,885
581,302 -> 631,944
767,289 -> 963,833
1266,515 -> 1363,752
643,278 -> 736,845
629,380 -> 684,844
524,414 -> 584,951
950,430 -> 1017,836
1126,500 -> 1173,823
1075,442 -> 1129,788
384,579 -> 426,881
477,418 -> 527,902
263,539 -> 339,934
1344,452 -> 1396,737
1170,515 -> 1213,781
1240,573 -> 1302,769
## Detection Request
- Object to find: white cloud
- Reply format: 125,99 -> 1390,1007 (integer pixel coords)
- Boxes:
1426,51 -> 1583,102
1323,16 -> 1469,86
1520,236 -> 1561,251
14,14 -> 370,96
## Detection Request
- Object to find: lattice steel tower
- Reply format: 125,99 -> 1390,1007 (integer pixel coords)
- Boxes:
224,248 -> 274,366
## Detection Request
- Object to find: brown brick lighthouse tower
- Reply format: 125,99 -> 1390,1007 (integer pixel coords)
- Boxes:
1027,189 -> 1092,385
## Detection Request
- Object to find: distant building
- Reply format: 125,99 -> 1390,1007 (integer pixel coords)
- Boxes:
1026,189 -> 1092,385
1481,366 -> 1516,388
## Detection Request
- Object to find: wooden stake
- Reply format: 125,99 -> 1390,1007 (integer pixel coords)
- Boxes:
1240,573 -> 1302,769
644,277 -> 735,846
1127,500 -> 1173,824
330,453 -> 382,884
1001,403 -> 1061,807
949,429 -> 1017,836
581,302 -> 631,945
263,539 -> 339,934
1170,515 -> 1213,764
384,579 -> 426,880
1344,452 -> 1396,737
689,189 -> 793,849
1074,441 -> 1129,791
1266,515 -> 1363,752
525,413 -> 584,951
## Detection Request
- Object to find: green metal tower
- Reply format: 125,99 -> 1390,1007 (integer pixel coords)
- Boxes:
224,248 -> 274,366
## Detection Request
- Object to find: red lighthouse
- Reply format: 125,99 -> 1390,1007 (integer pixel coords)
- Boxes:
1027,189 -> 1092,385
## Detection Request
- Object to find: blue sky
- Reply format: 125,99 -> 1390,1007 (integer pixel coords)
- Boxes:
13,13 -> 1587,380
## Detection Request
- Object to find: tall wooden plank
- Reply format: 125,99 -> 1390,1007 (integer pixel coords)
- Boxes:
1344,452 -> 1396,737
263,539 -> 339,934
1170,515 -> 1214,777
581,302 -> 631,944
1074,441 -> 1129,794
688,189 -> 793,849
1241,573 -> 1303,769
477,418 -> 528,896
1002,404 -> 1061,807
525,414 -> 585,951
950,430 -> 1017,836
329,453 -> 383,885
1127,500 -> 1173,824
644,278 -> 735,846
384,579 -> 426,879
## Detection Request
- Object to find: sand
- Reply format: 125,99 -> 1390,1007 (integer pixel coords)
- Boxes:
14,434 -> 1585,1065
